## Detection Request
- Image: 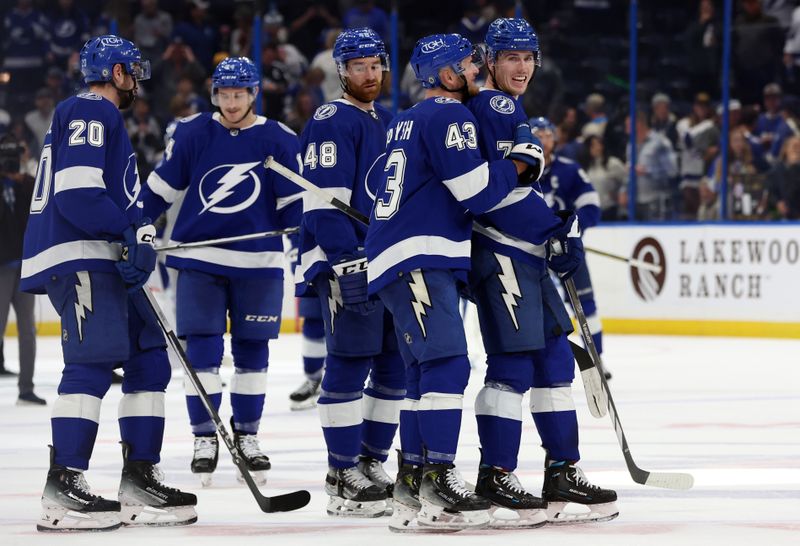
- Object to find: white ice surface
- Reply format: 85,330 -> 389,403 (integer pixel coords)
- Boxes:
1,332 -> 798,545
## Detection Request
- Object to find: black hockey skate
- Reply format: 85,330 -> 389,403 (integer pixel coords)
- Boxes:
542,459 -> 618,524
476,465 -> 548,528
325,465 -> 388,517
118,443 -> 197,526
38,446 -> 122,532
358,455 -> 394,515
289,377 -> 321,411
418,463 -> 491,530
234,427 -> 271,486
191,435 -> 218,487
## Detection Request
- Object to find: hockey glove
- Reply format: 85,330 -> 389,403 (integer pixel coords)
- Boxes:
547,210 -> 584,280
332,251 -> 377,315
116,219 -> 157,293
508,122 -> 545,185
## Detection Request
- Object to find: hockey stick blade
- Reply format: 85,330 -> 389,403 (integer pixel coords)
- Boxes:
569,340 -> 606,418
141,288 -> 312,513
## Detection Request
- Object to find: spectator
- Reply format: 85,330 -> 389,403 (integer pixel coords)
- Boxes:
739,103 -> 773,172
229,3 -> 253,57
650,92 -> 679,147
453,0 -> 491,45
150,38 -> 206,122
48,0 -> 90,70
781,3 -> 800,94
173,0 -> 218,74
126,97 -> 163,180
625,111 -> 679,220
24,88 -> 55,154
285,1 -> 340,61
0,134 -> 43,405
134,0 -> 174,61
581,92 -> 608,139
261,43 -> 290,121
285,87 -> 317,134
684,0 -> 721,98
754,83 -> 796,162
734,0 -> 783,105
2,0 -> 51,113
44,66 -> 69,104
342,0 -> 389,40
309,28 -> 343,103
676,92 -> 720,218
702,127 -> 758,219
554,105 -> 582,159
766,135 -> 800,218
578,134 -> 627,220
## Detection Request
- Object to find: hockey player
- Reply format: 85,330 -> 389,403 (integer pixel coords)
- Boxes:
466,18 -> 617,525
531,116 -> 611,379
139,56 -> 303,487
365,33 -> 547,531
295,28 -> 403,518
20,35 -> 196,532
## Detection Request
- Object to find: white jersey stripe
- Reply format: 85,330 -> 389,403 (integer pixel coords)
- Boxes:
487,186 -> 532,212
276,192 -> 303,210
146,171 -> 185,204
166,245 -> 284,269
472,223 -> 546,258
574,190 -> 601,210
54,166 -> 105,193
442,162 -> 490,203
367,236 -> 471,283
21,240 -> 120,280
302,187 -> 353,213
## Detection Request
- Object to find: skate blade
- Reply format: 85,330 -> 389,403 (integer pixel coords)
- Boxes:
389,501 -> 458,533
488,505 -> 548,529
121,504 -> 198,526
290,397 -> 319,411
417,500 -> 490,531
237,469 -> 268,486
196,472 -> 213,488
545,501 -> 619,525
326,496 -> 387,518
38,503 -> 121,532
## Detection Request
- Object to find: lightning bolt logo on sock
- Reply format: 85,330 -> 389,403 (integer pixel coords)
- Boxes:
198,162 -> 262,214
327,277 -> 343,333
408,270 -> 432,339
495,253 -> 522,331
73,272 -> 93,342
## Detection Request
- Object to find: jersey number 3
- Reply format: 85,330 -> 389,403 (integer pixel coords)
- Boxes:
374,149 -> 407,220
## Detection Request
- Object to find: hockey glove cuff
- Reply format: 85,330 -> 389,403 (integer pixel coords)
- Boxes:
332,252 -> 377,315
116,219 -> 157,292
508,123 -> 545,185
547,211 -> 584,280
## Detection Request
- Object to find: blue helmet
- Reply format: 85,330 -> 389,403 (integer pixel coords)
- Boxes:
211,56 -> 259,104
410,33 -> 482,89
485,18 -> 541,66
80,35 -> 150,84
333,28 -> 389,74
529,116 -> 556,135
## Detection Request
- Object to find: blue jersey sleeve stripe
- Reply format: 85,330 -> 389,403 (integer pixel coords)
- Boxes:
276,192 -> 303,210
574,191 -> 601,209
487,187 -> 532,212
21,240 -> 119,281
367,235 -> 471,284
165,246 -> 285,269
146,171 -> 184,204
441,162 -> 490,202
302,187 -> 353,212
54,166 -> 105,193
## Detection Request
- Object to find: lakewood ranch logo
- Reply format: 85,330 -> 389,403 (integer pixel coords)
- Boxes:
630,237 -> 666,301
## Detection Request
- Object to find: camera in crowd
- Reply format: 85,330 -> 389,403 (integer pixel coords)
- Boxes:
0,135 -> 23,175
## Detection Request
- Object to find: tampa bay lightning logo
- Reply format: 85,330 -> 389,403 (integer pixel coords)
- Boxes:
123,153 -> 141,210
198,162 -> 262,214
313,104 -> 337,121
490,95 -> 516,114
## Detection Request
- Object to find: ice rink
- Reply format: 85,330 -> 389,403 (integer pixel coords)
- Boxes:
1,331 -> 798,545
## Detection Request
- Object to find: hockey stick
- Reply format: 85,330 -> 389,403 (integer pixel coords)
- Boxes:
140,287 -> 312,512
264,156 -> 371,225
585,246 -> 662,274
155,227 -> 299,252
564,279 -> 694,490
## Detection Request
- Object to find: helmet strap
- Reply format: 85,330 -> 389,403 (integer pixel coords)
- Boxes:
111,65 -> 137,109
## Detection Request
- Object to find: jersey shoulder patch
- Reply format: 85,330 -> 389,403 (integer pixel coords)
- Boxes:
313,103 -> 338,121
434,96 -> 459,105
489,94 -> 516,114
76,92 -> 102,101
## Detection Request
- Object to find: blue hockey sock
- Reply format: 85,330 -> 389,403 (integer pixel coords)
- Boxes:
530,385 -> 580,462
418,355 -> 470,464
230,339 -> 269,434
361,352 -> 405,462
302,318 -> 325,378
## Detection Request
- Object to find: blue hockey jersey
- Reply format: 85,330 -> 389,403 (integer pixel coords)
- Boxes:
467,88 -> 563,268
140,112 -> 302,279
296,99 -> 393,294
20,92 -> 142,293
539,155 -> 601,230
365,96 -> 520,294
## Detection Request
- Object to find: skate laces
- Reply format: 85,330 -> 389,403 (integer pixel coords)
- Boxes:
296,378 -> 320,396
362,458 -> 392,487
498,471 -> 525,494
571,466 -> 599,490
444,467 -> 474,499
194,436 -> 217,459
72,472 -> 97,498
237,434 -> 265,459
341,466 -> 376,490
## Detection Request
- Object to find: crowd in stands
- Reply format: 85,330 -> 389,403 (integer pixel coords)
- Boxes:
2,0 -> 800,221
